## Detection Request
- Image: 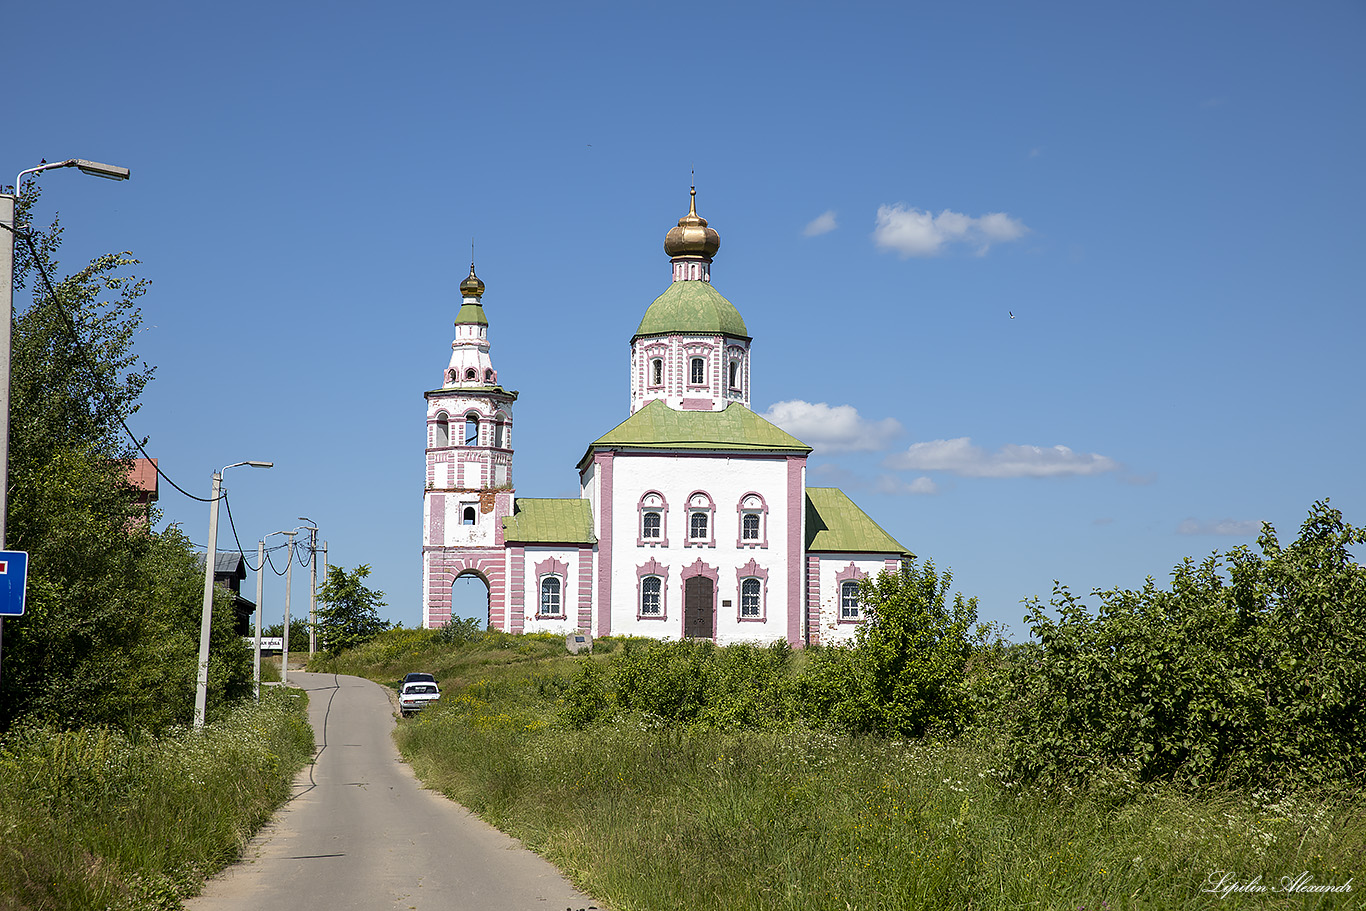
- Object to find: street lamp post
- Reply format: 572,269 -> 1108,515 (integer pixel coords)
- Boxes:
254,538 -> 265,700
1,159 -> 130,549
195,460 -> 272,728
0,160 -> 129,684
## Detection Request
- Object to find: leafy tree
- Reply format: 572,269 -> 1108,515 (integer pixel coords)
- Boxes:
1004,500 -> 1366,792
315,565 -> 390,656
0,185 -> 247,729
799,560 -> 980,737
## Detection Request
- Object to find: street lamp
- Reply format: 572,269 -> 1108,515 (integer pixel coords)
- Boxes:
1,158 -> 130,551
195,460 -> 272,728
298,517 -> 318,656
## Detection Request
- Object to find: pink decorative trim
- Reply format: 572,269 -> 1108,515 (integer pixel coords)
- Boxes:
595,452 -> 614,635
806,554 -> 821,646
636,490 -> 670,546
681,559 -> 720,640
636,558 -> 669,620
422,552 -> 506,630
836,563 -> 869,624
680,398 -> 712,411
835,562 -> 869,584
735,559 -> 769,622
786,455 -> 806,647
430,494 -> 445,544
510,546 -> 525,633
684,490 -> 716,548
735,491 -> 769,549
535,556 -> 569,578
533,556 -> 570,620
577,545 -> 594,633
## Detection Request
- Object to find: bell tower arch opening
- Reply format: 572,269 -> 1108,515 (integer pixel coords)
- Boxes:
451,571 -> 490,629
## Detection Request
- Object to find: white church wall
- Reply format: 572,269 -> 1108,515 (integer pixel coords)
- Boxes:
604,452 -> 795,645
811,552 -> 900,646
517,546 -> 584,636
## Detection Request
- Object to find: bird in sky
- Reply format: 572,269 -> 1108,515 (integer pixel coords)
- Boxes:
1009,311 -> 1015,319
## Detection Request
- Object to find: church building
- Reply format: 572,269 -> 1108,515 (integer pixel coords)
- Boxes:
422,191 -> 911,646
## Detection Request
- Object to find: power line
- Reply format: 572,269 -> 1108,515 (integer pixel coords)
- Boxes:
16,226 -> 214,504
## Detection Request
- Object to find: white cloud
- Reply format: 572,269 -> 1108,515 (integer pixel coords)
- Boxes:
877,474 -> 939,495
884,437 -> 1119,478
1176,518 -> 1265,536
803,210 -> 838,236
872,204 -> 1028,258
761,400 -> 903,453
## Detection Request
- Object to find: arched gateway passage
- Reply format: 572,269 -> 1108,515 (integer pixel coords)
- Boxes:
450,571 -> 490,629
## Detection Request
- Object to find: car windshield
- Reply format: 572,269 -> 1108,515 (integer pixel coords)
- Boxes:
405,684 -> 436,694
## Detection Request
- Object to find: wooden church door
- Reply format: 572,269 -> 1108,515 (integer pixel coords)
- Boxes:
683,576 -> 714,639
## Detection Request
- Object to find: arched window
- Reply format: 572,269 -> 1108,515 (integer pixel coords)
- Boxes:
484,368 -> 494,383
540,576 -> 562,617
740,577 -> 762,618
729,360 -> 739,389
465,414 -> 479,445
464,368 -> 477,380
462,506 -> 477,526
690,357 -> 705,385
736,493 -> 768,548
637,491 -> 668,545
434,412 -> 450,447
840,581 -> 861,621
651,358 -> 663,386
493,417 -> 505,449
640,576 -> 662,616
686,491 -> 714,546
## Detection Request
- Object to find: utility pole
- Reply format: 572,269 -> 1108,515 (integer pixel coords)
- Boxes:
280,530 -> 296,686
299,519 -> 316,655
254,539 -> 265,700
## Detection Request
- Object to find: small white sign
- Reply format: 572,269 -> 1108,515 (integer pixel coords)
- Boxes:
244,636 -> 284,650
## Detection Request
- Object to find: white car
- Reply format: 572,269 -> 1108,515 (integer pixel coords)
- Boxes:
399,681 -> 440,716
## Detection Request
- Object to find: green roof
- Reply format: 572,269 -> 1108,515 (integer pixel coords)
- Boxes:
579,400 -> 811,468
502,498 -> 597,545
633,280 -> 749,339
805,487 -> 913,557
455,302 -> 488,326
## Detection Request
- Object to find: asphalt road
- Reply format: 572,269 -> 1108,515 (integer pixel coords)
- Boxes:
187,672 -> 603,911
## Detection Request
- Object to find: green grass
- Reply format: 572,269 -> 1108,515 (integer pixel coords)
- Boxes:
324,631 -> 1364,911
0,688 -> 314,911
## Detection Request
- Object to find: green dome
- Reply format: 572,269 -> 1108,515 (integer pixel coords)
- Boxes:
633,280 -> 748,340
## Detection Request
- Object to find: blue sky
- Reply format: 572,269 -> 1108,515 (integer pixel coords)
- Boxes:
10,1 -> 1363,637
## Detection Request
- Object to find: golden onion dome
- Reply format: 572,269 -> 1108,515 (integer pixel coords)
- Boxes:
459,263 -> 485,299
663,187 -> 721,260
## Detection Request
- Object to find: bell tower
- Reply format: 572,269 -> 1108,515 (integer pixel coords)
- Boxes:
422,264 -> 519,628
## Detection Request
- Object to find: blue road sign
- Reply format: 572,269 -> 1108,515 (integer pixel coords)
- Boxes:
0,551 -> 29,617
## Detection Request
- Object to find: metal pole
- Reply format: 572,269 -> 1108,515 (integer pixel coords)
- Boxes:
0,192 -> 13,685
254,539 -> 264,700
1,191 -> 13,551
194,471 -> 224,727
308,528 -> 317,657
281,531 -> 294,685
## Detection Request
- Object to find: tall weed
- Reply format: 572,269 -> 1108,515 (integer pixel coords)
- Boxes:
0,688 -> 313,911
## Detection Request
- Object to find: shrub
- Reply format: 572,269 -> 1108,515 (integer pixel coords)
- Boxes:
1004,500 -> 1366,792
798,560 -> 979,737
